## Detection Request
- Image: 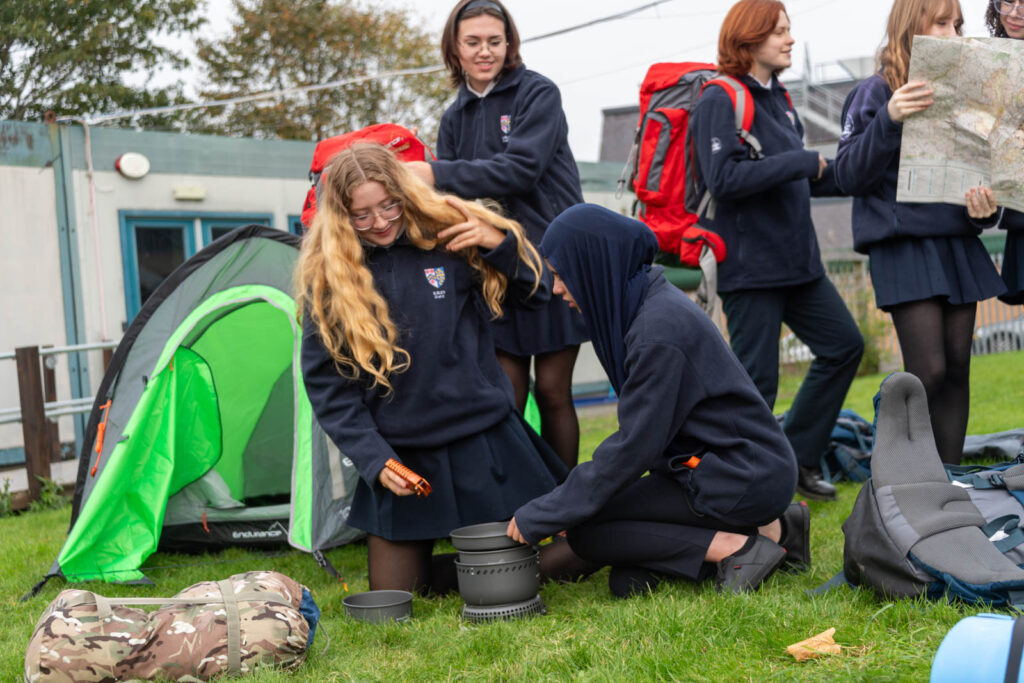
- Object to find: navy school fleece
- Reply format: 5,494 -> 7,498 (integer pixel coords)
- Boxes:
1000,208 -> 1024,232
300,232 -> 550,488
688,74 -> 841,292
513,270 -> 797,543
431,66 -> 584,245
834,74 -> 996,253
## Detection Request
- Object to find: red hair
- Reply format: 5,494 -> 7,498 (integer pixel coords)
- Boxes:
717,0 -> 788,78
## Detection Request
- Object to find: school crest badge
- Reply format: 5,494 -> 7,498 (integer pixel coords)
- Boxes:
424,267 -> 446,288
500,115 -> 511,134
786,110 -> 796,127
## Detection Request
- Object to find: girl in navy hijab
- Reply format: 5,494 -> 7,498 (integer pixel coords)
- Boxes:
507,204 -> 807,595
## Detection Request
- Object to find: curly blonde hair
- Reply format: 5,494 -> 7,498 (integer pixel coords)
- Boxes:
878,0 -> 963,92
295,142 -> 542,393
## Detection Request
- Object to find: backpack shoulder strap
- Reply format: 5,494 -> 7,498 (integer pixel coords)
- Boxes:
776,80 -> 795,110
701,75 -> 763,159
702,75 -> 755,132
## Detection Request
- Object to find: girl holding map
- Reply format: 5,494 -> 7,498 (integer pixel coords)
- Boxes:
835,0 -> 1003,465
985,0 -> 1024,304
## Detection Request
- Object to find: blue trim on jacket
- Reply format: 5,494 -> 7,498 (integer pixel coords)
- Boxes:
300,232 -> 551,487
431,66 -> 584,244
834,74 -> 994,254
689,74 -> 836,292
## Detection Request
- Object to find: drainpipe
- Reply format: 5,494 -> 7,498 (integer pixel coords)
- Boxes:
46,122 -> 90,447
80,120 -> 109,342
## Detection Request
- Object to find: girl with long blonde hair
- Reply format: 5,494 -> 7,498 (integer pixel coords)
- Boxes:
297,143 -> 589,593
835,0 -> 1002,465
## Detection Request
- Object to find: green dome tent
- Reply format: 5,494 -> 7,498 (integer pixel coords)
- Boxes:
47,226 -> 362,584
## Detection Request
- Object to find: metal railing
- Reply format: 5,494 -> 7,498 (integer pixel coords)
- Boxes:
2,340 -> 118,503
0,341 -> 117,425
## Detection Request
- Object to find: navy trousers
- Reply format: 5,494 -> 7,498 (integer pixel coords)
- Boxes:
720,276 -> 863,468
567,466 -> 794,582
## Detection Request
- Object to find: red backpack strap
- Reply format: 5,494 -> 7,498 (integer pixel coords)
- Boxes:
700,75 -> 764,160
777,80 -> 794,110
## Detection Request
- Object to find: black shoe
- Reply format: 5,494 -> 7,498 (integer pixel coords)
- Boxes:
715,535 -> 787,594
796,466 -> 837,501
779,501 -> 811,572
608,566 -> 664,598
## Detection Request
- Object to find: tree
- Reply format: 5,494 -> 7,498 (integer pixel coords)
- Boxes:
0,0 -> 203,122
191,0 -> 449,142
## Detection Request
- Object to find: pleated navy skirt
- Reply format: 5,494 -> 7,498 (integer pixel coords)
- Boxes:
1000,230 -> 1024,305
490,295 -> 588,357
348,412 -> 567,541
868,235 -> 1006,310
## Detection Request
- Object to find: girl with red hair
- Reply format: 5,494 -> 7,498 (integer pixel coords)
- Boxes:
689,0 -> 863,501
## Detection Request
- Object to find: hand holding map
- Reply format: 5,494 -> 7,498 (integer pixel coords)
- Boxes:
897,36 -> 1024,213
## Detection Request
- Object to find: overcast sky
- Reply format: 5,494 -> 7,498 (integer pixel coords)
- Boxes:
193,0 -> 995,161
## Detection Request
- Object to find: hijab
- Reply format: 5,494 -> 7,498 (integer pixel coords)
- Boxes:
540,204 -> 658,393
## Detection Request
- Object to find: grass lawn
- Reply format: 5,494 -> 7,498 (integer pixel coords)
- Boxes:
3,351 -> 1023,680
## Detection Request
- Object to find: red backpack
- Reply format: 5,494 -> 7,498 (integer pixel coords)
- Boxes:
300,123 -> 435,229
621,62 -> 788,267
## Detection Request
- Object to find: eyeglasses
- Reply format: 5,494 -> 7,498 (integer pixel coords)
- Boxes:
351,200 -> 402,231
458,37 -> 507,54
994,0 -> 1024,15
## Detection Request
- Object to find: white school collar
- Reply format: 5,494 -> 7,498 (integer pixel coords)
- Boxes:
466,78 -> 498,98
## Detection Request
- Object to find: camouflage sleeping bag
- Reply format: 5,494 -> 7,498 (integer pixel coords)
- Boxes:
24,570 -> 319,682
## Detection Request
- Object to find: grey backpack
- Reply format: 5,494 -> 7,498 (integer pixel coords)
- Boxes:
841,372 -> 1024,607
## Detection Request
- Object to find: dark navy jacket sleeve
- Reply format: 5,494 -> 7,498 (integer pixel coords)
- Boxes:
300,317 -> 399,488
431,77 -> 567,197
690,88 -> 820,202
834,78 -> 902,197
513,274 -> 797,542
810,160 -> 843,197
478,231 -> 552,309
686,78 -> 827,290
513,339 -> 696,542
1001,208 -> 1024,232
836,74 -> 997,251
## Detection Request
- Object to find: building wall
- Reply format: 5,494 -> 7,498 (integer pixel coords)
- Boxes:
598,107 -> 639,164
0,165 -> 75,453
69,169 -> 311,339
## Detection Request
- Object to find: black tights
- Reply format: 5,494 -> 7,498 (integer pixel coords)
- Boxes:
366,534 -> 598,595
497,346 -> 581,470
367,536 -> 457,595
890,298 -> 976,465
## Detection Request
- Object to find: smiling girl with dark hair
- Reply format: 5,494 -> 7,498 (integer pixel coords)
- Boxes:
407,0 -> 586,474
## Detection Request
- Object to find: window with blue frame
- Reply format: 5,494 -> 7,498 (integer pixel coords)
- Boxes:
119,211 -> 274,320
203,216 -> 274,243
